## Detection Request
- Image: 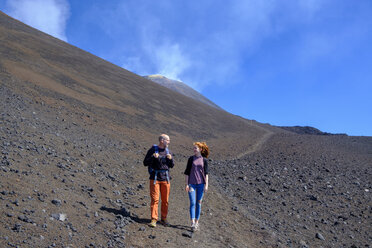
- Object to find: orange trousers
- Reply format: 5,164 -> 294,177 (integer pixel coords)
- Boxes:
150,180 -> 170,220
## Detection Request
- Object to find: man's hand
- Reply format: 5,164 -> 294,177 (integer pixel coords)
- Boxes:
166,154 -> 172,160
153,153 -> 159,158
185,185 -> 189,192
204,184 -> 208,192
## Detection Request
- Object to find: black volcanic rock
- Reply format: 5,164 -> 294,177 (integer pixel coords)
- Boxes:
51,199 -> 62,206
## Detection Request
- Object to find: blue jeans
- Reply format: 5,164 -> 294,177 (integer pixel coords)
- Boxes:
188,184 -> 205,220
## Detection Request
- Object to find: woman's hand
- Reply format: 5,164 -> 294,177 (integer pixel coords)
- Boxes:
204,184 -> 208,192
166,154 -> 172,160
153,153 -> 159,158
185,185 -> 189,192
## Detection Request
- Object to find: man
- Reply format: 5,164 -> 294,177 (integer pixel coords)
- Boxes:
143,134 -> 174,227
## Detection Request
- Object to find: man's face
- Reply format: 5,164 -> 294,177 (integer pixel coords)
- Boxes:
162,136 -> 170,147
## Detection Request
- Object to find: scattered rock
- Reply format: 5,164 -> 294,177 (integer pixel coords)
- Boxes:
51,213 -> 66,221
316,232 -> 325,240
11,223 -> 22,232
308,195 -> 318,201
51,199 -> 62,206
18,215 -> 34,224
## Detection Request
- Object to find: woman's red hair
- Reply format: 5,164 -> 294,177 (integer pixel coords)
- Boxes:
193,142 -> 210,158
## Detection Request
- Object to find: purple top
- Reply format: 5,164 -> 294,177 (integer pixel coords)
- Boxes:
188,156 -> 205,185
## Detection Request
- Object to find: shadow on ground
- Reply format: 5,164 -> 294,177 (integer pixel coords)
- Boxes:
100,206 -> 189,231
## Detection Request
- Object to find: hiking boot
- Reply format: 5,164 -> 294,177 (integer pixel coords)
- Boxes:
149,219 -> 157,228
160,219 -> 170,227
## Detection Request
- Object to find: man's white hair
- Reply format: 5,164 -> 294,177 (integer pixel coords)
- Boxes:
159,134 -> 169,141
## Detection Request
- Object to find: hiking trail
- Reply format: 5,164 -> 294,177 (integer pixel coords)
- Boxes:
124,128 -> 277,247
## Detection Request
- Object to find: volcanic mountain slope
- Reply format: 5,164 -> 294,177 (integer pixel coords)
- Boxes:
143,75 -> 222,110
0,10 -> 267,159
1,11 -> 371,248
0,11 -> 275,247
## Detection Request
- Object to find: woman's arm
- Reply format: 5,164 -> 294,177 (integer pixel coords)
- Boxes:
185,175 -> 189,192
184,157 -> 193,192
204,175 -> 209,191
203,158 -> 209,191
184,157 -> 193,175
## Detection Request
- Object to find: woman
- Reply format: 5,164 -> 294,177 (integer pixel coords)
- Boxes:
184,142 -> 209,232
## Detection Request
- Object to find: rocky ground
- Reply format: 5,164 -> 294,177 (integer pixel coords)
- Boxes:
0,83 -> 141,247
1,82 -> 371,248
0,81 -> 276,247
212,133 -> 372,247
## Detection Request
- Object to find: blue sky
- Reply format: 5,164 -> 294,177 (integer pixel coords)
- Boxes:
1,0 -> 371,136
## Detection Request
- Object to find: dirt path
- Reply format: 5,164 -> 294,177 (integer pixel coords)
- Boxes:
236,124 -> 274,159
123,125 -> 278,247
125,161 -> 275,248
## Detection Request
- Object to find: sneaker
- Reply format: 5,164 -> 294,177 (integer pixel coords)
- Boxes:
191,222 -> 196,232
149,219 -> 157,228
194,223 -> 199,231
160,219 -> 170,227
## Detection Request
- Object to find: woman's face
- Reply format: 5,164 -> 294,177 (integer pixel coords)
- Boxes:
193,145 -> 201,155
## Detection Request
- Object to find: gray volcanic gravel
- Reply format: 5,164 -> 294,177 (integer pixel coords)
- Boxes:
0,84 -> 144,247
211,133 -> 372,247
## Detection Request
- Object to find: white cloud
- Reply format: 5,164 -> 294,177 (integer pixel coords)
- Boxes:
81,0 -> 364,92
155,43 -> 191,82
5,0 -> 70,41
